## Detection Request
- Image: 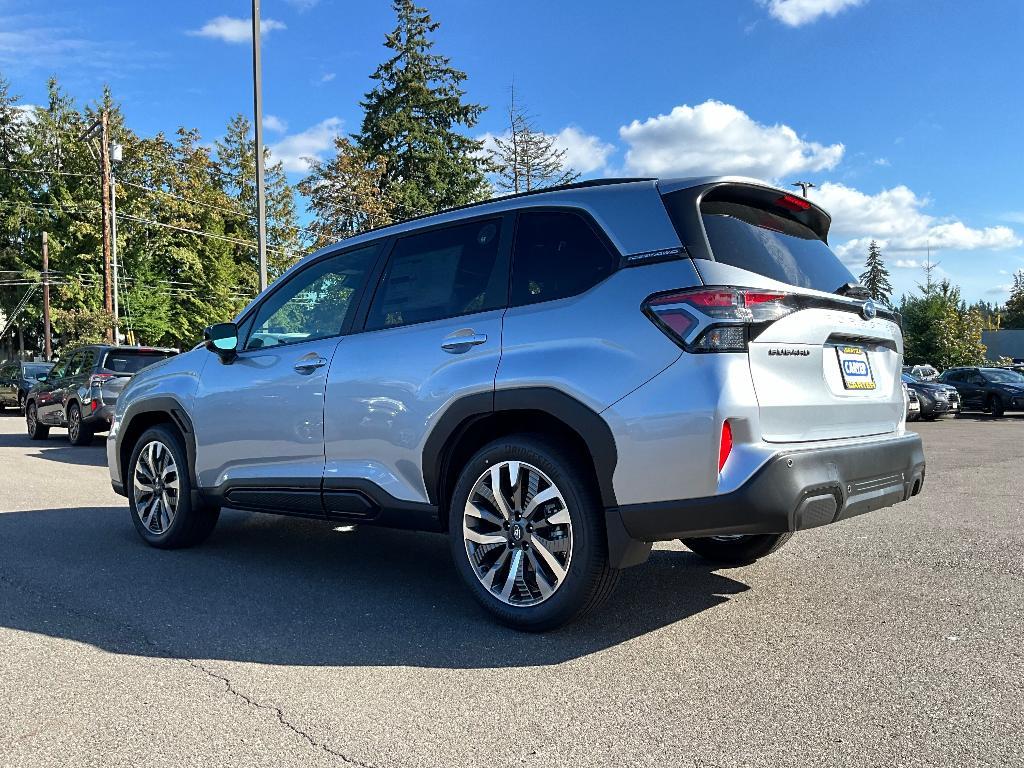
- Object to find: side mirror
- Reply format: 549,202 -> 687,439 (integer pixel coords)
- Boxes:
204,322 -> 239,362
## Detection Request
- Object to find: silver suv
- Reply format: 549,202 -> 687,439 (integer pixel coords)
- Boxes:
107,177 -> 925,630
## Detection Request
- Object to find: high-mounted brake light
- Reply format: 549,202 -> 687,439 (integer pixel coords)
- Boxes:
719,420 -> 733,472
643,287 -> 797,351
776,194 -> 811,211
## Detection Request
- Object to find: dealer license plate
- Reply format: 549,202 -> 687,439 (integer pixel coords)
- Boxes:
837,345 -> 875,390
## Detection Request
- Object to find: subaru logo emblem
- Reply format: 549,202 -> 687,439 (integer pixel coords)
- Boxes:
861,299 -> 877,320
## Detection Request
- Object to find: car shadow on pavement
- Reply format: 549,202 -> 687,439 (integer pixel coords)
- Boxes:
0,432 -> 107,466
0,505 -> 750,668
952,413 -> 1024,423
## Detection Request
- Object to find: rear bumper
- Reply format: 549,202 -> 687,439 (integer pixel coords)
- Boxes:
605,433 -> 925,568
83,404 -> 114,430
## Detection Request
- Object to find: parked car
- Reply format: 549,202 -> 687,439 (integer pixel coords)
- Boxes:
938,366 -> 1024,417
107,176 -> 925,630
0,360 -> 54,413
25,345 -> 177,445
903,364 -> 940,381
901,373 -> 959,420
904,383 -> 921,422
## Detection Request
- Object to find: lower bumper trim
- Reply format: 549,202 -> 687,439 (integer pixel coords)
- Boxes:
610,433 -> 925,558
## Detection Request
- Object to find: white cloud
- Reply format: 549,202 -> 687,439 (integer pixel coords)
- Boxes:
263,114 -> 288,133
817,182 -> 1022,258
762,0 -> 867,27
268,117 -> 342,173
619,100 -> 843,180
987,283 -> 1014,296
319,72 -> 336,84
893,259 -> 922,269
873,157 -> 890,166
552,126 -> 614,174
188,16 -> 286,44
285,0 -> 321,10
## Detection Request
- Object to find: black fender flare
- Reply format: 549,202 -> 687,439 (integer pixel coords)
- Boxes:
421,387 -> 619,509
115,396 -> 199,489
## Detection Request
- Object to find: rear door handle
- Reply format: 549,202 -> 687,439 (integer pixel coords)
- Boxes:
294,355 -> 328,373
441,331 -> 487,353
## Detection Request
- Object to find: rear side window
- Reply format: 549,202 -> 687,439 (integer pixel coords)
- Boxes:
366,218 -> 505,331
102,350 -> 175,374
511,211 -> 617,307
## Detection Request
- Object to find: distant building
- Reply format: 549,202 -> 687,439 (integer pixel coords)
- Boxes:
983,329 -> 1024,362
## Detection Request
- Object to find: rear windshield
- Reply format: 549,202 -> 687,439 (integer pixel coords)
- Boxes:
101,350 -> 175,374
23,364 -> 52,379
983,369 -> 1024,384
699,201 -> 854,292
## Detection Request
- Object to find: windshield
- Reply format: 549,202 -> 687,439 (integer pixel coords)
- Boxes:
694,200 -> 854,293
23,364 -> 52,379
101,350 -> 175,374
901,373 -> 920,383
983,369 -> 1024,384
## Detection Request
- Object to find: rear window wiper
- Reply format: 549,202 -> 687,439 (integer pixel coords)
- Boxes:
834,282 -> 872,300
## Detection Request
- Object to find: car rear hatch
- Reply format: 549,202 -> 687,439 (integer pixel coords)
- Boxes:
659,180 -> 905,443
93,348 -> 177,407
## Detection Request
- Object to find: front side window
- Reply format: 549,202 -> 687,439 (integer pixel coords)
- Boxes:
61,351 -> 87,378
246,245 -> 377,350
511,210 -> 617,307
366,219 -> 504,331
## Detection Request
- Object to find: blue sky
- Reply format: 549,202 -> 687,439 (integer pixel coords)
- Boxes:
2,0 -> 1022,303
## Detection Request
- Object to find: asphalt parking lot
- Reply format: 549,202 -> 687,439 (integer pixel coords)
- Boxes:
0,413 -> 1021,768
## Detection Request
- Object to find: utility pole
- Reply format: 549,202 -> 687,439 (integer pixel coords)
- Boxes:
791,181 -> 816,199
110,142 -> 122,343
99,111 -> 113,340
252,0 -> 269,291
42,232 -> 51,361
79,109 -> 115,342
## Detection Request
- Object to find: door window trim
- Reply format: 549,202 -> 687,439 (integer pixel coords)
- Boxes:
237,239 -> 389,352
354,212 -> 514,334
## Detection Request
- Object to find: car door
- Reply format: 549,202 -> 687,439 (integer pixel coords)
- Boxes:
0,364 -> 15,405
191,244 -> 380,502
37,351 -> 81,424
323,215 -> 511,512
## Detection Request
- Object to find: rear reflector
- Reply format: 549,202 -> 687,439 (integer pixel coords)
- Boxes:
719,421 -> 733,472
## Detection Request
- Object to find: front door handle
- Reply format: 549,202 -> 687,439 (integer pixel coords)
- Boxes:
441,330 -> 488,353
294,355 -> 328,373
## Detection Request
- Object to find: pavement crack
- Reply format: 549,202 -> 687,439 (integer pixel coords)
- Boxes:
186,660 -> 377,767
0,569 -> 376,768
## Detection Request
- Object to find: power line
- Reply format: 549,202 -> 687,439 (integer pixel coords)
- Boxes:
117,212 -> 296,254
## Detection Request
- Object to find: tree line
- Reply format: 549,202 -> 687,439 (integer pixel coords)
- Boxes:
0,0 -> 576,356
858,239 -> 1024,367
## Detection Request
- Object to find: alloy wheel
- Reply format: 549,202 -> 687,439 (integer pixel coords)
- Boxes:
68,407 -> 80,442
26,405 -> 36,436
133,440 -> 180,534
462,460 -> 573,607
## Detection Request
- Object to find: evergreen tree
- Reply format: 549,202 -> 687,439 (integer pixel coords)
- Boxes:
858,240 -> 893,306
356,0 -> 489,215
489,87 -> 579,194
1002,270 -> 1024,329
298,136 -> 396,247
901,280 -> 987,367
214,114 -> 302,281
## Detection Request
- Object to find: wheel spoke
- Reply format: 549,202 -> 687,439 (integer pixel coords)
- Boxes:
465,499 -> 503,527
498,548 -> 522,600
523,486 -> 559,519
530,539 -> 567,582
527,549 -> 557,599
464,526 -> 506,547
489,466 -> 513,521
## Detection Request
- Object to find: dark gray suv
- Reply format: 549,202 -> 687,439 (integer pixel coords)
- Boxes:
25,345 -> 176,445
0,360 -> 54,413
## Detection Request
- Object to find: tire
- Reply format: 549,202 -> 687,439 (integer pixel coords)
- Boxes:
128,425 -> 219,549
681,533 -> 793,566
18,392 -> 26,415
26,402 -> 49,440
448,435 -> 619,631
67,403 -> 93,446
988,395 -> 1005,418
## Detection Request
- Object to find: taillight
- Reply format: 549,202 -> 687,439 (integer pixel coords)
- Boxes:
89,373 -> 114,388
719,420 -> 733,473
643,287 -> 797,352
